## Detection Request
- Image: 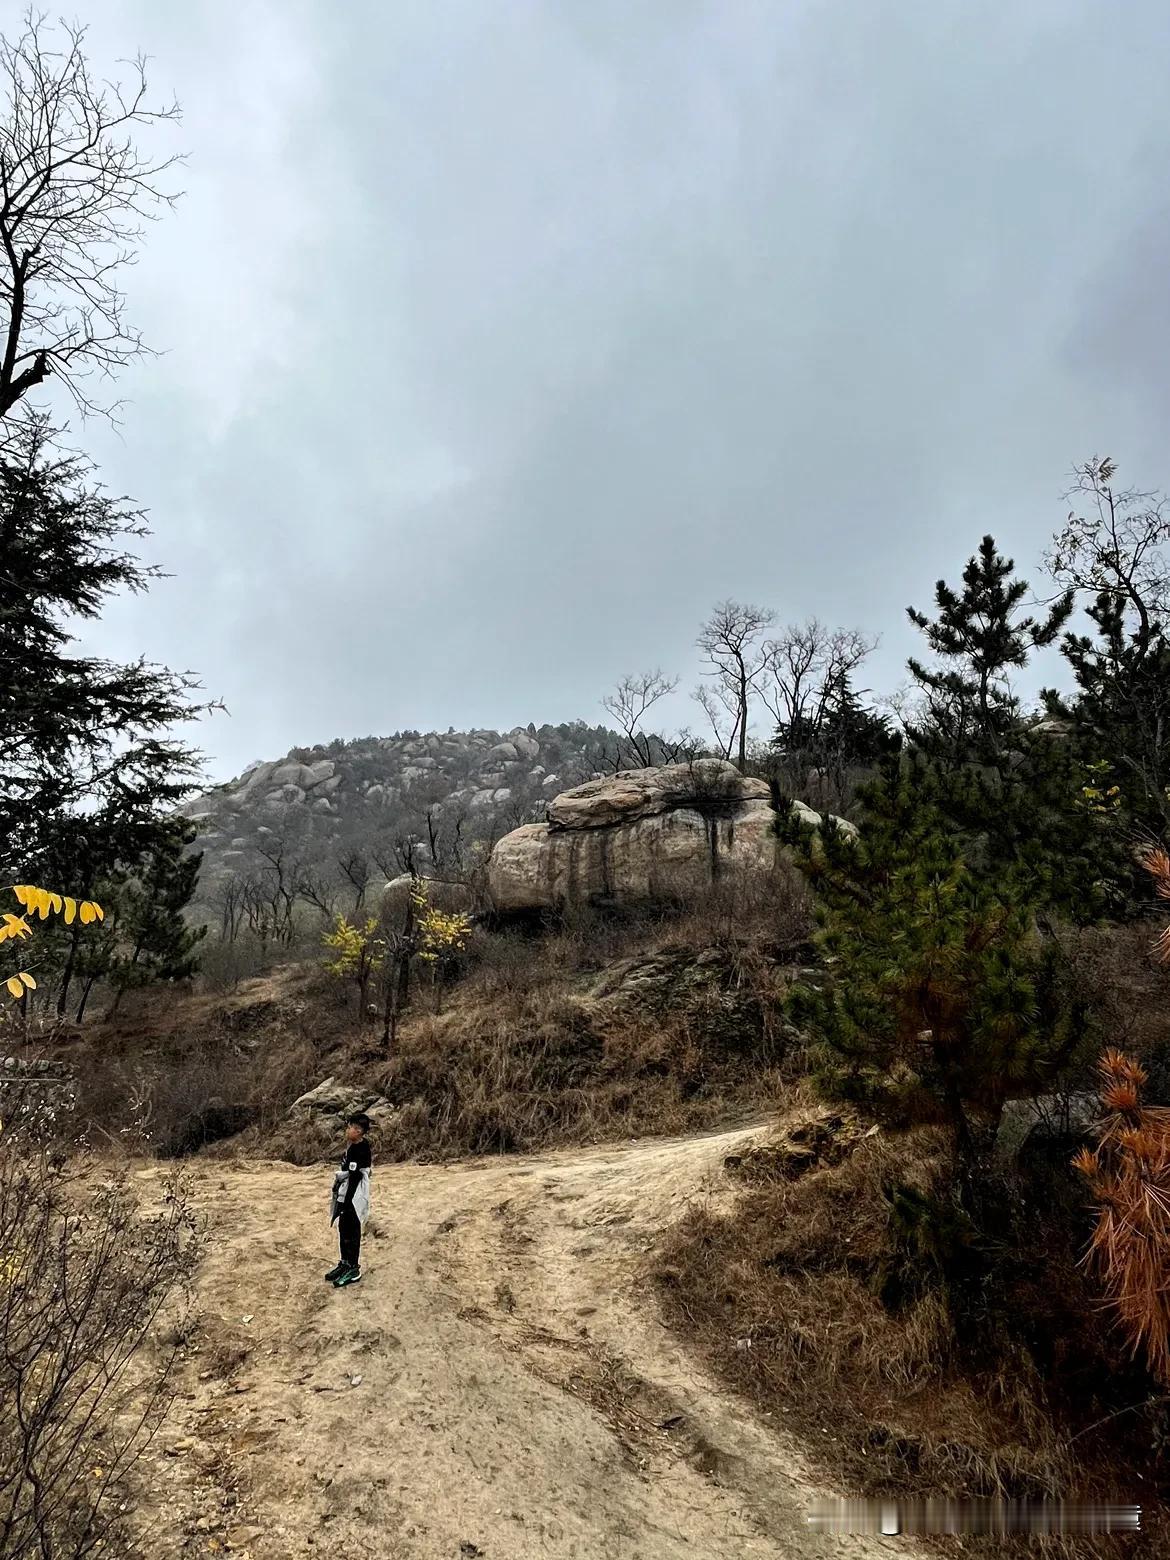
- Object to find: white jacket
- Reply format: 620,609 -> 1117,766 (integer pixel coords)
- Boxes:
329,1157 -> 371,1226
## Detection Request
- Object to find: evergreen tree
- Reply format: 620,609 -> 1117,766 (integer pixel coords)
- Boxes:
772,675 -> 900,804
0,417 -> 213,877
1045,590 -> 1170,836
1040,458 -> 1170,839
33,817 -> 206,1021
780,768 -> 1094,1165
104,820 -> 206,1017
907,535 -> 1072,763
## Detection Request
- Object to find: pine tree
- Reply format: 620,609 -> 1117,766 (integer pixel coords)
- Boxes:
780,768 -> 1094,1166
1045,590 -> 1170,836
907,535 -> 1072,763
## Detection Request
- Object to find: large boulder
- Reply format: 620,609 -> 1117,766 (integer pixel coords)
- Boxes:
381,874 -> 476,915
487,760 -> 845,913
546,760 -> 770,829
288,1078 -> 394,1135
270,761 -> 319,789
994,1092 -> 1100,1166
304,758 -> 337,787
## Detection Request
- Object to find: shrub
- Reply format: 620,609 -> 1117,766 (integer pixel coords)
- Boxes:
0,1104 -> 199,1557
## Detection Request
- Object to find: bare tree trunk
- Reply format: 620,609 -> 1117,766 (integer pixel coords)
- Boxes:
737,658 -> 749,773
55,921 -> 84,1019
381,954 -> 401,1052
75,975 -> 98,1023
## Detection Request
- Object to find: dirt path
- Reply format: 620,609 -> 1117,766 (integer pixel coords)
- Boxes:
129,1124 -> 915,1559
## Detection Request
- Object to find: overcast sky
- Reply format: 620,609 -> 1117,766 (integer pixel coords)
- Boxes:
54,1 -> 1170,783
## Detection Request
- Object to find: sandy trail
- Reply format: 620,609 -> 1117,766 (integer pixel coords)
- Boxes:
130,1124 -> 914,1559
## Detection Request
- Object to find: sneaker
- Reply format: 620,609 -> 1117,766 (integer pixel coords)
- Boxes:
325,1261 -> 348,1282
333,1266 -> 362,1288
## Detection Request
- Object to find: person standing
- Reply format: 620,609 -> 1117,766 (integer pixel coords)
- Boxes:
327,1112 -> 371,1288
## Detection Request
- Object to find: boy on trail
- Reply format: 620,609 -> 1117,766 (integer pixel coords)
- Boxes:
327,1112 -> 371,1288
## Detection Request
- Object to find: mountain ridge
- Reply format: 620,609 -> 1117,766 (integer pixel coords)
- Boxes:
179,721 -> 669,913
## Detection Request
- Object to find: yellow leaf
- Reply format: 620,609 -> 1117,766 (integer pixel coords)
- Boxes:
64,897 -> 77,924
49,893 -> 62,914
19,973 -> 35,990
3,914 -> 31,939
12,885 -> 30,908
6,977 -> 24,1000
80,902 -> 94,925
93,902 -> 105,922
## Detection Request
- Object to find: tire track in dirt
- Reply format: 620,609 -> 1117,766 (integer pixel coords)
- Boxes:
127,1126 -> 916,1558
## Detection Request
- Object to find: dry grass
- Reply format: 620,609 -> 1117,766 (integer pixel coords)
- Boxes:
346,873 -> 811,1160
371,969 -> 789,1161
658,1113 -> 1170,1555
51,874 -> 811,1167
50,966 -> 331,1157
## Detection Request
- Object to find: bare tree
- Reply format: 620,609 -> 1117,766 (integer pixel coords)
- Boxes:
602,670 -> 678,768
391,828 -> 426,878
755,620 -> 881,805
234,873 -> 275,959
337,848 -> 372,914
298,866 -> 340,924
1048,457 -> 1170,656
376,892 -> 418,1053
254,833 -> 307,945
370,842 -> 400,886
658,726 -> 705,765
760,619 -> 876,737
692,681 -> 738,761
420,797 -> 477,880
0,1116 -> 199,1559
695,600 -> 776,772
210,874 -> 247,943
0,12 -> 182,424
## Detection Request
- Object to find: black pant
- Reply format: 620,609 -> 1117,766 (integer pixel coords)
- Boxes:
338,1206 -> 362,1268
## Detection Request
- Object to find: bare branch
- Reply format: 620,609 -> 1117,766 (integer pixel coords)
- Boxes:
602,669 -> 678,769
0,12 -> 183,424
1047,456 -> 1170,659
696,600 -> 775,771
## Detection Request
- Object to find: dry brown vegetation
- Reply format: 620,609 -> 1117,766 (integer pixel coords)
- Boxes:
649,902 -> 1170,1554
264,873 -> 812,1163
0,1099 -> 199,1558
19,868 -> 1170,1550
50,870 -> 811,1166
1076,1050 -> 1170,1388
658,1120 -> 1170,1553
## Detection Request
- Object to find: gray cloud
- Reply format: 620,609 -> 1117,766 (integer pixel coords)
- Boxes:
60,0 -> 1170,778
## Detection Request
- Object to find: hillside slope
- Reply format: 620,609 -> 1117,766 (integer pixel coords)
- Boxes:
129,1122 -> 913,1560
180,723 -> 647,915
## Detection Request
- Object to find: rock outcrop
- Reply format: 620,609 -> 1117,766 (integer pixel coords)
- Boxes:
288,1077 -> 397,1136
487,760 -> 851,913
177,723 -> 645,917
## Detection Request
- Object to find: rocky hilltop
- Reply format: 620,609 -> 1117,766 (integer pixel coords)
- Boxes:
489,760 -> 778,911
179,723 -> 643,911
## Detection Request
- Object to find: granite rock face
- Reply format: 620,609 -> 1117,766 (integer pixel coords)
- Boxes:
177,724 -> 640,915
487,760 -> 851,913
